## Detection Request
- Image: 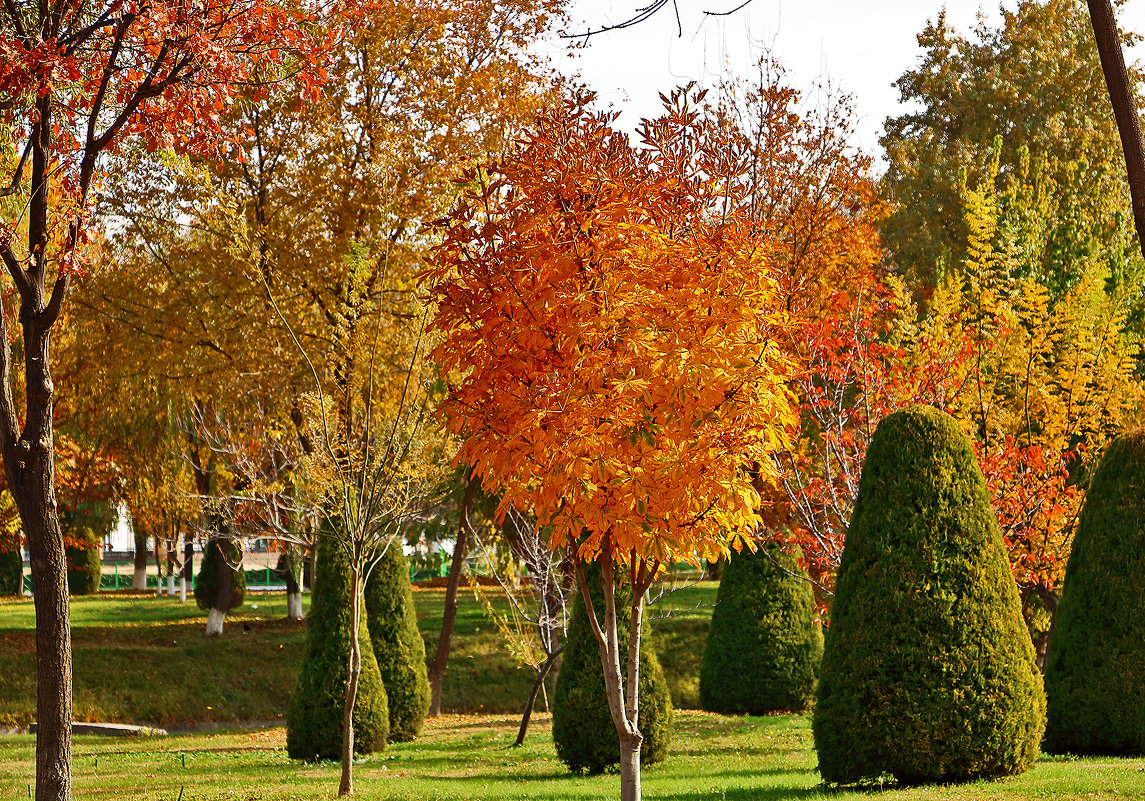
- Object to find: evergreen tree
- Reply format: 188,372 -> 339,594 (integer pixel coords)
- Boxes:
699,542 -> 821,714
1044,428 -> 1145,754
813,405 -> 1044,785
193,535 -> 247,635
0,544 -> 22,595
364,545 -> 430,742
287,532 -> 389,760
64,525 -> 102,595
552,562 -> 672,773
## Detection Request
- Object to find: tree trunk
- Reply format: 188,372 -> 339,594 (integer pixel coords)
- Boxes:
428,474 -> 478,716
182,537 -> 193,603
17,472 -> 72,801
1,311 -> 73,798
573,555 -> 647,801
514,647 -> 562,746
154,534 -> 167,595
206,539 -> 234,638
284,553 -> 304,621
132,531 -> 148,591
1088,0 -> 1145,259
619,732 -> 642,801
340,568 -> 363,796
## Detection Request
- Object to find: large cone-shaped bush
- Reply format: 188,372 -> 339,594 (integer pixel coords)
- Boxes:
699,541 -> 822,714
287,530 -> 389,760
1044,428 -> 1145,754
552,561 -> 672,773
813,405 -> 1044,785
365,546 -> 430,742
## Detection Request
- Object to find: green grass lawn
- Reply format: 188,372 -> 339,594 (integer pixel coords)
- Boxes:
0,578 -> 716,727
2,712 -> 1143,800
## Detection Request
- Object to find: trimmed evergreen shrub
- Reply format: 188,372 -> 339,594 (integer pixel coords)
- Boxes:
699,541 -> 822,714
1044,427 -> 1145,754
193,537 -> 247,612
287,531 -> 389,760
813,405 -> 1045,785
365,546 -> 430,742
65,526 -> 102,596
552,561 -> 672,773
0,544 -> 21,595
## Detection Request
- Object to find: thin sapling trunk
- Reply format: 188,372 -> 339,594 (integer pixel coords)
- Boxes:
339,566 -> 363,796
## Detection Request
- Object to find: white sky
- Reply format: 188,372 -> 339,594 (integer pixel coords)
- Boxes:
545,1 -> 1145,168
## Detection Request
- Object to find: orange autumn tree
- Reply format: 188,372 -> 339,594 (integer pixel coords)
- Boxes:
429,88 -> 794,801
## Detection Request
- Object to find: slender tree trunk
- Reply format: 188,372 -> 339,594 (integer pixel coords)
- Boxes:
1088,0 -> 1145,259
340,568 -> 363,796
573,555 -> 647,801
181,536 -> 192,603
154,534 -> 167,595
428,474 -> 478,716
283,552 -> 304,621
132,531 -> 149,591
514,646 -> 563,746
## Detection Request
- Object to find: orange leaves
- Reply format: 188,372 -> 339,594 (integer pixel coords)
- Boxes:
430,88 -> 795,569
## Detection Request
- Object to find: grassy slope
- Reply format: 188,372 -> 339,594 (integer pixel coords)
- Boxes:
2,712 -> 1143,800
0,579 -> 716,727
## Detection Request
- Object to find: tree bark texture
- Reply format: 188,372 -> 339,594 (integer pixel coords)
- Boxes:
1088,0 -> 1145,259
428,474 -> 478,716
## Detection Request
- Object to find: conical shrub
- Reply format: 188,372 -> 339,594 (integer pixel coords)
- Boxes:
699,541 -> 822,714
365,545 -> 430,742
287,528 -> 389,760
0,543 -> 21,595
193,537 -> 246,612
552,561 -> 672,773
813,405 -> 1044,785
65,526 -> 102,595
1044,428 -> 1145,754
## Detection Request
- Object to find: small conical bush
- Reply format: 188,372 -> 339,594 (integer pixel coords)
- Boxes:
0,542 -> 22,596
1044,428 -> 1145,754
699,541 -> 822,714
287,524 -> 389,760
552,561 -> 672,773
813,405 -> 1044,785
65,525 -> 102,595
193,537 -> 246,612
365,545 -> 430,742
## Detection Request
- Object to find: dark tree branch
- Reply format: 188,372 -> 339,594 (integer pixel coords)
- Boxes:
0,138 -> 32,198
1087,0 -> 1145,259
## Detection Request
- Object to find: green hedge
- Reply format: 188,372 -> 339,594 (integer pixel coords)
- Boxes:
552,561 -> 672,773
813,405 -> 1044,785
365,547 -> 430,742
1044,428 -> 1145,754
287,529 -> 389,761
699,542 -> 821,714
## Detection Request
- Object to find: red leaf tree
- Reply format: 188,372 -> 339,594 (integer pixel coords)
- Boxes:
0,4 -> 323,797
429,88 -> 795,801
